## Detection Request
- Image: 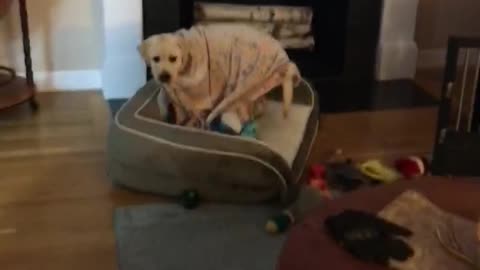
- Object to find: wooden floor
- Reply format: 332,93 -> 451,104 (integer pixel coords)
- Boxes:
0,72 -> 441,270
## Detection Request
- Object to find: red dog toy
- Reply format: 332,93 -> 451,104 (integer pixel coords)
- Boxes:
394,156 -> 428,179
309,164 -> 332,199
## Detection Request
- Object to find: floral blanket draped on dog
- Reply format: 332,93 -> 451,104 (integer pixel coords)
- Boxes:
169,23 -> 296,131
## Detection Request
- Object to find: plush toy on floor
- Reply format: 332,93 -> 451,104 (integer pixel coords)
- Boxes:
265,165 -> 334,234
179,189 -> 201,209
358,159 -> 401,184
394,156 -> 429,179
326,159 -> 371,192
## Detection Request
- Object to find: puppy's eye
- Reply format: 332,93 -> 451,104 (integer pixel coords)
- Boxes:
169,56 -> 177,63
153,56 -> 160,63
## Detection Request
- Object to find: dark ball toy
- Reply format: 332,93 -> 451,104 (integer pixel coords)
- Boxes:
180,189 -> 200,209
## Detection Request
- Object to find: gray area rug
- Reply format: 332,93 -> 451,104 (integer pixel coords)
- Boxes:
114,204 -> 287,270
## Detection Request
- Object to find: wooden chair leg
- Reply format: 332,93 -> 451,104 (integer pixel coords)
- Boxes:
29,97 -> 38,112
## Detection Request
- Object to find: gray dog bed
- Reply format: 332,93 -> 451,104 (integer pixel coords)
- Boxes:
107,79 -> 319,203
114,204 -> 286,270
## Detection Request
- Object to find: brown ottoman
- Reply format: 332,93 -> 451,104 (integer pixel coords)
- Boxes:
277,177 -> 480,270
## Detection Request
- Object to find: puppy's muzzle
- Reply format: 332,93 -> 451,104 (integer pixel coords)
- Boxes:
159,72 -> 171,83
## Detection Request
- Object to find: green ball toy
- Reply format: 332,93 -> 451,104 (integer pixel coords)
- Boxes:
265,211 -> 295,234
180,189 -> 200,209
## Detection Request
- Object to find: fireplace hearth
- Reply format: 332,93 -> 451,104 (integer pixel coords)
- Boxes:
142,0 -> 437,112
146,0 -> 354,79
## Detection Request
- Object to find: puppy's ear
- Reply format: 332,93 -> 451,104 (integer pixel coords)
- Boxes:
179,52 -> 193,76
176,33 -> 193,75
176,32 -> 189,55
137,39 -> 150,65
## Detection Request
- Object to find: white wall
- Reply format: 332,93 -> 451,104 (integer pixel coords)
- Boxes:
376,0 -> 419,80
0,0 -> 104,90
101,0 -> 146,99
7,0 -> 466,93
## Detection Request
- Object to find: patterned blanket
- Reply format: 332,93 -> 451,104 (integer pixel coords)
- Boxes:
168,23 -> 296,131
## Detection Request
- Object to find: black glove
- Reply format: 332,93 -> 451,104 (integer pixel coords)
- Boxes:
324,210 -> 414,265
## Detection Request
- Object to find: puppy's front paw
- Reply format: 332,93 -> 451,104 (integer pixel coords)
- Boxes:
283,108 -> 289,119
221,112 -> 243,134
174,107 -> 187,125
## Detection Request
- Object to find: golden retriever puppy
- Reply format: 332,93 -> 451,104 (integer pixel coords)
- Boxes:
138,23 -> 301,132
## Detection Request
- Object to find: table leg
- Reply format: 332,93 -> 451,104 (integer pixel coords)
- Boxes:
18,0 -> 38,111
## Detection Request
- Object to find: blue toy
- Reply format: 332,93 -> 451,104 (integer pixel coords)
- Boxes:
240,121 -> 257,138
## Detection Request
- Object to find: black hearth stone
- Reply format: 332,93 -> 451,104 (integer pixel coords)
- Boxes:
313,79 -> 438,113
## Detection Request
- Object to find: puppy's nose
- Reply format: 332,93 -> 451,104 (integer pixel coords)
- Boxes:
159,72 -> 171,83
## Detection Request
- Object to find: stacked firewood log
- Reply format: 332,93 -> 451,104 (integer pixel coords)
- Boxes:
194,2 -> 315,50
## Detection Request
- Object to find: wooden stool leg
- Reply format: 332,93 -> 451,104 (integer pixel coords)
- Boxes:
19,0 -> 34,87
18,0 -> 37,113
29,97 -> 38,112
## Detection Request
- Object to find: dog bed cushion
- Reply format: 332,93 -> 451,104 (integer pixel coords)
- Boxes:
107,79 -> 319,203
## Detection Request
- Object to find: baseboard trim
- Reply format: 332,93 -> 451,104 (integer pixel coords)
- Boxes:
375,41 -> 418,80
17,69 -> 102,91
417,48 -> 480,70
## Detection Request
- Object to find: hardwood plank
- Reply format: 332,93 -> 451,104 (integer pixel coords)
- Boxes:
0,124 -> 93,141
0,74 -> 35,110
310,107 -> 438,161
0,159 -> 110,205
0,157 -> 163,206
416,68 -> 443,99
0,90 -> 107,160
0,199 -> 116,270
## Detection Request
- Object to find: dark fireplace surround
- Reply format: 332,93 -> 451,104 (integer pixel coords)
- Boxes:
144,0 -> 382,80
141,0 -> 435,112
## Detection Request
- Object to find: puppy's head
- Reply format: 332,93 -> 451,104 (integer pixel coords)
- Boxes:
138,34 -> 190,85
